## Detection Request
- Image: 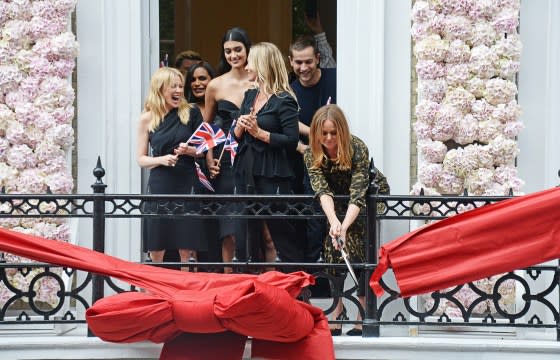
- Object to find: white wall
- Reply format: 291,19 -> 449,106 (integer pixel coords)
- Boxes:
75,0 -> 158,261
517,0 -> 560,192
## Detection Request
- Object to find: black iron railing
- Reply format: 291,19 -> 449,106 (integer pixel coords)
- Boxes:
0,158 -> 558,341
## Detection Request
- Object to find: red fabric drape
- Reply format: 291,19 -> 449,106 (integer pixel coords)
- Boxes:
370,187 -> 560,298
0,227 -> 334,360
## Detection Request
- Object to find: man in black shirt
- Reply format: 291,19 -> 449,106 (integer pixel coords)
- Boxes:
289,35 -> 336,263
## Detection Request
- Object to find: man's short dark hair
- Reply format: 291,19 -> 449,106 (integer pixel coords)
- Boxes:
174,50 -> 203,68
289,35 -> 319,57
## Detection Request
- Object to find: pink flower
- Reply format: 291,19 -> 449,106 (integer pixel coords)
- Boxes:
46,124 -> 74,150
468,0 -> 497,20
6,143 -> 37,170
484,78 -> 517,105
445,39 -> 471,63
493,8 -> 519,34
443,87 -> 475,113
432,105 -> 460,141
6,121 -> 28,145
416,60 -> 446,80
413,121 -> 432,141
493,34 -> 522,60
0,137 -> 9,161
419,140 -> 448,163
495,58 -> 520,79
470,21 -> 498,47
489,135 -> 519,166
478,119 -> 503,144
411,1 -> 434,23
419,78 -> 448,102
454,113 -> 478,145
16,168 -> 47,194
502,120 -> 524,139
442,15 -> 473,42
0,104 -> 16,129
35,140 -> 65,162
466,77 -> 486,99
471,99 -> 493,121
445,63 -> 470,88
411,22 -> 432,42
419,163 -> 444,188
46,171 -> 73,194
414,34 -> 449,62
465,168 -> 495,195
415,100 -> 441,124
0,65 -> 24,93
441,0 -> 473,16
438,169 -> 464,194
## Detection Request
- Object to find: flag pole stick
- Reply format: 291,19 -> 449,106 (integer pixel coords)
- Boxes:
217,144 -> 226,164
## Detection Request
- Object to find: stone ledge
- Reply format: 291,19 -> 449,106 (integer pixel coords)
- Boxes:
1,333 -> 559,360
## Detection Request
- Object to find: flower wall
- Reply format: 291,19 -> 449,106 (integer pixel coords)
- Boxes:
411,0 -> 522,316
0,0 -> 78,307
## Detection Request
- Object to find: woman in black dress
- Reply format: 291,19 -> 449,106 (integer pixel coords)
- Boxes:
137,67 -> 206,268
202,28 -> 255,266
232,42 -> 301,263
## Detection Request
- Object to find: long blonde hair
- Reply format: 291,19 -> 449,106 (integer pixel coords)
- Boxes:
247,42 -> 297,101
308,104 -> 353,170
144,67 -> 192,132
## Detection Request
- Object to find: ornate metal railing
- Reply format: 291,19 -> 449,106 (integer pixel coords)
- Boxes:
0,158 -> 558,340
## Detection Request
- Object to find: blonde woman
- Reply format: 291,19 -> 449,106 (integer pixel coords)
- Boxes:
137,67 -> 206,268
232,42 -> 302,263
303,104 -> 390,335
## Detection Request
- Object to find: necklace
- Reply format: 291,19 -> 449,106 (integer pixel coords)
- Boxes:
251,90 -> 270,115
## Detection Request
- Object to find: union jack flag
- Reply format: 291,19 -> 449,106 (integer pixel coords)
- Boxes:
195,162 -> 214,192
187,123 -> 227,154
223,120 -> 239,165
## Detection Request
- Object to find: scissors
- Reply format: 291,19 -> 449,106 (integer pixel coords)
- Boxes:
335,237 -> 359,287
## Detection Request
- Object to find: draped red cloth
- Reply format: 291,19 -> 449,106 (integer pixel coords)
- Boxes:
370,187 -> 560,298
0,227 -> 334,360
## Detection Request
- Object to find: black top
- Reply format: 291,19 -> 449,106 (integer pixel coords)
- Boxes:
212,99 -> 240,164
232,89 -> 299,185
148,107 -> 203,189
291,67 -> 336,128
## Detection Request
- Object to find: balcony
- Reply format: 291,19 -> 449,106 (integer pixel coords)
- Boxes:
0,160 -> 559,359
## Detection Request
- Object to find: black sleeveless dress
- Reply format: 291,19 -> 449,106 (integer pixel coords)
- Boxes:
211,100 -> 241,238
143,107 -> 206,252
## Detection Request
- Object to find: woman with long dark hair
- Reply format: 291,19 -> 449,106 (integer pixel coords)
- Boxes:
202,27 -> 253,267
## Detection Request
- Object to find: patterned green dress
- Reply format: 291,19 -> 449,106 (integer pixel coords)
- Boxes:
303,135 -> 390,265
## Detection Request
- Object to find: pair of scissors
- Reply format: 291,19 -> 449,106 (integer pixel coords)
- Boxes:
335,237 -> 359,287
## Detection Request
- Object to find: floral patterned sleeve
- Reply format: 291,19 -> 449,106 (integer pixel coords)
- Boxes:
303,149 -> 334,199
349,137 -> 370,209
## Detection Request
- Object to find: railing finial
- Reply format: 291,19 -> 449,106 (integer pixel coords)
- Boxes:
92,156 -> 107,193
368,158 -> 379,194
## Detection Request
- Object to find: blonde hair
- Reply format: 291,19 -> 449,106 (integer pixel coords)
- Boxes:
247,42 -> 297,101
144,67 -> 192,132
308,104 -> 353,170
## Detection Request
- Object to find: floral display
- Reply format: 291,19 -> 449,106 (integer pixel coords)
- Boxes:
411,0 -> 522,316
0,0 -> 78,308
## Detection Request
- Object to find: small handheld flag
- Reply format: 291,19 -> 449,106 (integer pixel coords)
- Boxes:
195,162 -> 214,192
223,132 -> 239,165
187,123 -> 227,154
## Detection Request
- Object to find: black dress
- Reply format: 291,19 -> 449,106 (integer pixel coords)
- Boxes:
202,100 -> 247,262
232,89 -> 302,262
143,107 -> 206,252
212,100 -> 241,238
